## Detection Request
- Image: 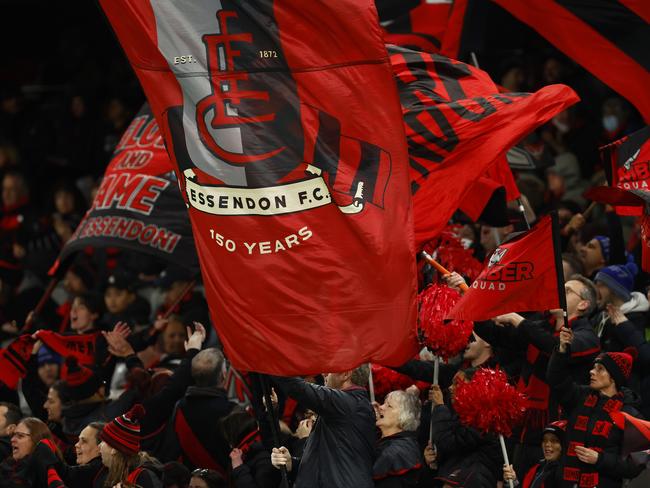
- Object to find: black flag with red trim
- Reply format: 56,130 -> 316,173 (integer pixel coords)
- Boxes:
53,103 -> 199,275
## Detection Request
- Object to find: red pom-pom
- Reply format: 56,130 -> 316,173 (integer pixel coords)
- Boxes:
423,225 -> 484,282
418,283 -> 474,361
452,368 -> 526,436
371,364 -> 430,402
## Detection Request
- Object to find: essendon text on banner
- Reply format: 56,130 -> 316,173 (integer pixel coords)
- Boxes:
57,103 -> 198,271
154,1 -> 391,231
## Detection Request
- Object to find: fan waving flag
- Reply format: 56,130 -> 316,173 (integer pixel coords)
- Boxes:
389,46 -> 579,246
491,0 -> 650,123
447,214 -> 564,321
602,125 -> 650,216
99,0 -> 418,375
54,103 -> 199,274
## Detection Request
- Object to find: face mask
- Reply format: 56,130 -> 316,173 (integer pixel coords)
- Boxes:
602,115 -> 619,133
552,117 -> 570,134
461,238 -> 473,250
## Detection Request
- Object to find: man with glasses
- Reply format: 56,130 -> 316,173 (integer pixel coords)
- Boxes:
474,274 -> 600,480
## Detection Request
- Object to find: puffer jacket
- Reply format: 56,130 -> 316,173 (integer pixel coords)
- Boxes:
373,431 -> 422,487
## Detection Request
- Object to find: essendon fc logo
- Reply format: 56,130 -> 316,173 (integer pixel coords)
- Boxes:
488,247 -> 508,268
156,1 -> 391,217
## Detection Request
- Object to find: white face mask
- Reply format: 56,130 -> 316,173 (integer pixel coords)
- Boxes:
460,238 -> 473,250
552,117 -> 570,134
602,115 -> 619,132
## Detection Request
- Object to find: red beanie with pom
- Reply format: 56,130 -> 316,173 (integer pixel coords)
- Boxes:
100,404 -> 146,455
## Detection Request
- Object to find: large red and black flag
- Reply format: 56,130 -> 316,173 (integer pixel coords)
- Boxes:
389,46 -> 578,246
99,0 -> 418,375
447,214 -> 565,321
53,104 -> 199,274
377,0 -> 452,53
602,125 -> 650,216
491,0 -> 650,123
611,411 -> 650,458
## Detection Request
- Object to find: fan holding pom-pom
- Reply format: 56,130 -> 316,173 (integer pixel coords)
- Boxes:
453,368 -> 526,488
418,283 -> 474,363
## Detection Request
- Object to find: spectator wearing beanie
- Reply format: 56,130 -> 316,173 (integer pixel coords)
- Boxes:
579,235 -> 610,279
22,345 -> 62,422
59,357 -> 133,437
98,404 -> 163,488
593,262 -> 649,352
503,421 -> 566,488
548,332 -> 644,487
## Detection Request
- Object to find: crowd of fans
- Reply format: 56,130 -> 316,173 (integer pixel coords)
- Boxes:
1,2 -> 649,488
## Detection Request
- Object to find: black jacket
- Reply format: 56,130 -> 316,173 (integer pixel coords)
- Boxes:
430,403 -> 502,488
161,385 -> 236,473
475,316 -> 599,445
272,376 -> 376,488
373,431 -> 422,488
124,348 -> 198,457
231,441 -> 279,488
612,320 -> 650,417
521,459 -> 561,488
547,347 -> 645,487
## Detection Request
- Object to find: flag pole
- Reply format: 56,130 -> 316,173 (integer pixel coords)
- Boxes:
429,355 -> 440,443
260,374 -> 290,488
499,434 -> 515,488
551,211 -> 568,323
420,251 -> 469,293
20,277 -> 60,334
161,279 -> 197,319
368,364 -> 375,404
517,198 -> 531,230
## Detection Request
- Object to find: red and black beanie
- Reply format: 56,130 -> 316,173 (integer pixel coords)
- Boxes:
100,404 -> 146,456
594,351 -> 633,387
61,356 -> 103,401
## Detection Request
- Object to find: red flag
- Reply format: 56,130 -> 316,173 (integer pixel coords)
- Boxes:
0,335 -> 35,389
390,46 -> 579,246
491,0 -> 650,123
35,330 -> 99,366
611,411 -> 650,457
601,126 -> 650,216
99,0 -> 418,375
447,214 -> 563,321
